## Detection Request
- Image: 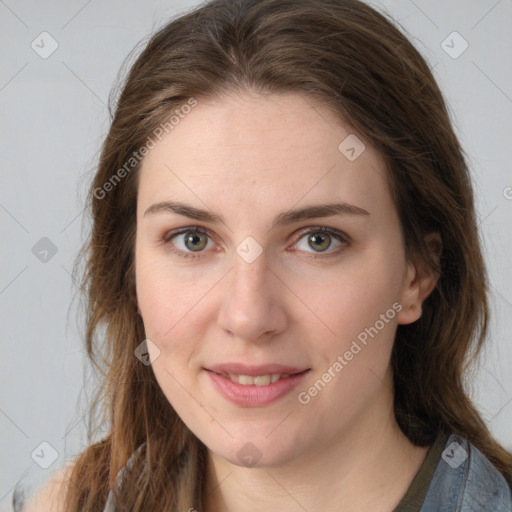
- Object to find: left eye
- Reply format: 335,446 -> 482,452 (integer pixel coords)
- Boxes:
293,227 -> 346,254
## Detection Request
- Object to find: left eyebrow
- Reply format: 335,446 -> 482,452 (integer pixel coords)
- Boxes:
271,202 -> 370,228
143,200 -> 370,228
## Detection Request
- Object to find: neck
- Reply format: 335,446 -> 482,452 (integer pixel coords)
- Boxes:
202,374 -> 429,512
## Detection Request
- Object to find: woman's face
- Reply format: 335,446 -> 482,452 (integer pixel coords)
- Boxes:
135,90 -> 422,468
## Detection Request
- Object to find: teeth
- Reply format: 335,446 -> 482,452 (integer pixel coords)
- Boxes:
239,374 -> 257,385
253,375 -> 271,386
223,373 -> 291,386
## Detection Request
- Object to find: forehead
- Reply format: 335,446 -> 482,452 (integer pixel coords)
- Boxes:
137,90 -> 392,221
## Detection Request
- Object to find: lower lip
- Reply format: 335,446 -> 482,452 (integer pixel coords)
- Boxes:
205,369 -> 310,407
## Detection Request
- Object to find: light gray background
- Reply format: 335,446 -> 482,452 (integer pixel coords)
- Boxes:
1,0 -> 511,508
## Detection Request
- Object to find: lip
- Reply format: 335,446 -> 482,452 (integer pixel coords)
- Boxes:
204,364 -> 311,407
206,363 -> 308,376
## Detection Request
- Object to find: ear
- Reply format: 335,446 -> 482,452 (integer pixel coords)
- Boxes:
397,232 -> 442,325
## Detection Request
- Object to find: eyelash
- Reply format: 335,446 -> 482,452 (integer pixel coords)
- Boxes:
162,226 -> 351,261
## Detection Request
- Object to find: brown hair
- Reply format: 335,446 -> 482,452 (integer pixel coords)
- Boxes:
64,0 -> 512,509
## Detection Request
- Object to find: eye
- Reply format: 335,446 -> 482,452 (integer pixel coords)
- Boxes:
292,227 -> 349,256
163,226 -> 350,260
164,227 -> 214,258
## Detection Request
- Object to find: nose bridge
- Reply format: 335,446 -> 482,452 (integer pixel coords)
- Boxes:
230,233 -> 269,295
230,249 -> 270,308
217,247 -> 286,341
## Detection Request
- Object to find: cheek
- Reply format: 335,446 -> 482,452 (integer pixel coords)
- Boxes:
136,254 -> 200,339
135,255 -> 221,380
137,275 -> 173,341
296,251 -> 404,404
301,255 -> 403,343
135,261 -> 217,436
298,275 -> 401,412
136,263 -> 200,401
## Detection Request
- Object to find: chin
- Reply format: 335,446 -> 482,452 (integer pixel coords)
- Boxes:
205,430 -> 307,469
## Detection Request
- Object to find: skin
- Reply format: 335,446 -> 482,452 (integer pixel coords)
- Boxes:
135,90 -> 440,512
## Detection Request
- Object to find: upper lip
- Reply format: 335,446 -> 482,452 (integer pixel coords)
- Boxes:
206,363 -> 310,376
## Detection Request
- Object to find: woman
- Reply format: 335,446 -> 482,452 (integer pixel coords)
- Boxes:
23,0 -> 512,510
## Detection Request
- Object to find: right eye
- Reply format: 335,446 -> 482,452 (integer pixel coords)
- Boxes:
164,227 -> 216,259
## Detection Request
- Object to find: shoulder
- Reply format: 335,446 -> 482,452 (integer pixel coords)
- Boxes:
462,437 -> 512,511
22,461 -> 75,512
422,433 -> 512,512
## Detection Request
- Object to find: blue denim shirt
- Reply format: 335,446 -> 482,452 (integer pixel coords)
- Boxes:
419,434 -> 512,511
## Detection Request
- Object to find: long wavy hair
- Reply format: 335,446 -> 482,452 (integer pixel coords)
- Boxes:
63,0 -> 512,509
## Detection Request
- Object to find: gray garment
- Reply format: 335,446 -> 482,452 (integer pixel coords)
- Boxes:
103,442 -> 146,512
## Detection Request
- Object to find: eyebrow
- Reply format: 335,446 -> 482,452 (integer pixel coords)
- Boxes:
144,200 -> 369,229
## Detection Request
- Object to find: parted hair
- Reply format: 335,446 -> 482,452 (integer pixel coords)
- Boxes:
61,0 -> 512,510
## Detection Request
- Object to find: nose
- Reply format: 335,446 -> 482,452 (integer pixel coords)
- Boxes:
217,250 -> 288,344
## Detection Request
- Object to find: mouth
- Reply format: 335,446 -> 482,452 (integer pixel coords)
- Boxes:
209,370 -> 307,386
204,364 -> 311,406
